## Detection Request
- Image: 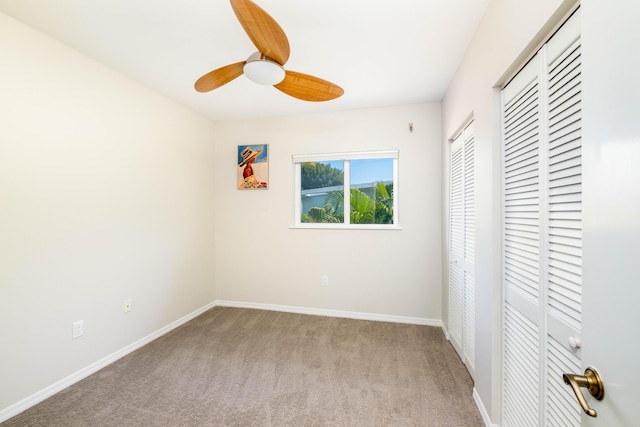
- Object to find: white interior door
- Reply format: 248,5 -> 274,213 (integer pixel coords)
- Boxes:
580,1 -> 640,425
580,81 -> 640,426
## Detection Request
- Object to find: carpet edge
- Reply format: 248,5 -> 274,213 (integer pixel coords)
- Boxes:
215,299 -> 443,327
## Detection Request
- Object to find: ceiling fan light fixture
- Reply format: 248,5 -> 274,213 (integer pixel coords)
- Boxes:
243,53 -> 285,85
194,3 -> 343,101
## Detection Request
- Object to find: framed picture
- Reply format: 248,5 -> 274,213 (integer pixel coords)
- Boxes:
237,144 -> 269,189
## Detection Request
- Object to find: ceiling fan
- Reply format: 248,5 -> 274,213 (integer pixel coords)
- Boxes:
194,0 -> 344,102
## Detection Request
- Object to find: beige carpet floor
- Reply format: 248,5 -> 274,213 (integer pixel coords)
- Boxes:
3,307 -> 484,426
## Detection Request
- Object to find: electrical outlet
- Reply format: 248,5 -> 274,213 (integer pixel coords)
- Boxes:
321,275 -> 329,287
72,320 -> 83,339
124,298 -> 132,313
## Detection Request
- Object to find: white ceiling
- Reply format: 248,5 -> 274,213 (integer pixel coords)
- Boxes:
0,0 -> 489,122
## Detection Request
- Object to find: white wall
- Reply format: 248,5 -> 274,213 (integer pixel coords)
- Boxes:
0,13 -> 217,413
441,0 -> 576,423
214,104 -> 443,321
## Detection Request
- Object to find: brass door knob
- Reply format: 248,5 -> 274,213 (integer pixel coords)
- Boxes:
562,366 -> 604,417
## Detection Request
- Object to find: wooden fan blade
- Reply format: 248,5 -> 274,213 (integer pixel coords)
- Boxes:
274,71 -> 344,102
230,0 -> 290,65
194,62 -> 245,92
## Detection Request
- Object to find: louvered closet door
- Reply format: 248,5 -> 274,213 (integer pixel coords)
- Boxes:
449,135 -> 464,357
501,9 -> 582,427
448,122 -> 475,373
463,128 -> 475,371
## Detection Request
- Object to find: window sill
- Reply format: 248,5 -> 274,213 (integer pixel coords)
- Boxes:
289,224 -> 402,230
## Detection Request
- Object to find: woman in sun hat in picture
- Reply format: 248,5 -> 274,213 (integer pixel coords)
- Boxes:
238,146 -> 267,189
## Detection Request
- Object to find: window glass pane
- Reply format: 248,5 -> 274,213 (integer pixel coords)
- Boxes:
293,150 -> 398,229
300,161 -> 344,223
349,158 -> 394,224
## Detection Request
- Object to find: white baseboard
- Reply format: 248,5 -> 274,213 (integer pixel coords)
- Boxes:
473,387 -> 498,427
441,323 -> 450,341
0,301 -> 217,423
215,299 -> 443,327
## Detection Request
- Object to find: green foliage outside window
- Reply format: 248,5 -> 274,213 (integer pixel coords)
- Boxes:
301,162 -> 343,190
302,182 -> 393,224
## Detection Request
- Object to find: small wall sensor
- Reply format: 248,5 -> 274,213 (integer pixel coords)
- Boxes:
409,123 -> 414,133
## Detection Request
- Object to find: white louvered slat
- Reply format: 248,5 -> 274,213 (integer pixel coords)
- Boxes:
449,123 -> 475,373
449,263 -> 464,347
547,336 -> 581,427
450,145 -> 464,259
464,137 -> 475,266
463,131 -> 475,370
503,75 -> 541,302
503,303 -> 540,427
547,38 -> 583,334
502,57 -> 543,426
449,138 -> 464,351
464,272 -> 475,369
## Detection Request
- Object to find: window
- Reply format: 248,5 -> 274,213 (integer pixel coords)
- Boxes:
292,150 -> 399,229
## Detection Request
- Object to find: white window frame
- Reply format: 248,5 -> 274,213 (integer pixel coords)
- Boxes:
292,150 -> 400,230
